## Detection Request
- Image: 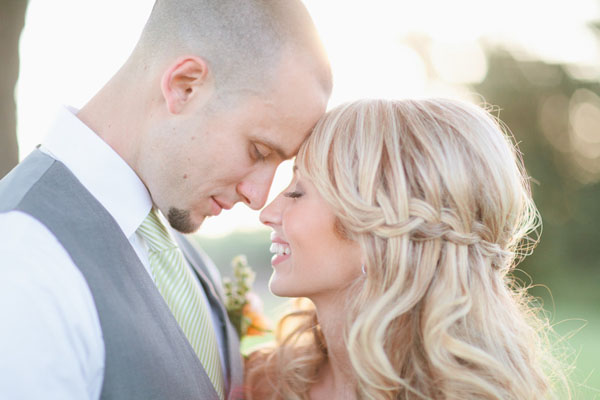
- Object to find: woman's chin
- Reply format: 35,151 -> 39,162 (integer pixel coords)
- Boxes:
268,280 -> 284,298
268,278 -> 297,299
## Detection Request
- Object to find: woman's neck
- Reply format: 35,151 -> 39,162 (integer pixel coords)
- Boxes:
309,296 -> 357,400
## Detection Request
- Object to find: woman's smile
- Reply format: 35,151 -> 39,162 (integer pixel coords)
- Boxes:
269,233 -> 292,266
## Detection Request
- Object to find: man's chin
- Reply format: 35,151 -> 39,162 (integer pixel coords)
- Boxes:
167,207 -> 202,234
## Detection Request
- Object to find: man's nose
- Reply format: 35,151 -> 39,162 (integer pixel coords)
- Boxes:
236,168 -> 275,210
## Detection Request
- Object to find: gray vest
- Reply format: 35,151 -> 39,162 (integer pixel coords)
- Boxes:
0,150 -> 244,400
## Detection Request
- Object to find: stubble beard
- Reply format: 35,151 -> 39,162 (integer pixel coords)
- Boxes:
167,207 -> 199,234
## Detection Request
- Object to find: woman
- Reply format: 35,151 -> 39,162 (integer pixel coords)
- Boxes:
246,98 -> 568,399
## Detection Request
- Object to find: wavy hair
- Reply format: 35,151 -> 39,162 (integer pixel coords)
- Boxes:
245,98 -> 569,399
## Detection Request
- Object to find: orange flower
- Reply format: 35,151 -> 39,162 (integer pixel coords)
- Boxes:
242,292 -> 271,336
224,255 -> 271,337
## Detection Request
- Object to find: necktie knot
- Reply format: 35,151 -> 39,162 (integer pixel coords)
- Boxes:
137,209 -> 178,253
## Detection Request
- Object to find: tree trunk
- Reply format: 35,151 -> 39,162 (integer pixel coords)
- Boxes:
0,0 -> 28,178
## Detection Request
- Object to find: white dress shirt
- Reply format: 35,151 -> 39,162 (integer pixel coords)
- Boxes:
0,107 -> 226,399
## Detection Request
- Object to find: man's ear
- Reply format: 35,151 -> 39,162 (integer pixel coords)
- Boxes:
160,56 -> 212,114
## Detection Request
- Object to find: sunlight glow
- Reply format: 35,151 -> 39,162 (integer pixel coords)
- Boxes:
16,0 -> 600,236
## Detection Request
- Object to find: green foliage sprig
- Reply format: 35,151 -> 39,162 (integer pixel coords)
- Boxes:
223,255 -> 269,338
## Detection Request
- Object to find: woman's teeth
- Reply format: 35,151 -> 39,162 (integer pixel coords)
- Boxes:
270,243 -> 291,256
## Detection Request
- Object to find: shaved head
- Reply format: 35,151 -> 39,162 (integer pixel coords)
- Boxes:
134,0 -> 332,101
84,0 -> 332,233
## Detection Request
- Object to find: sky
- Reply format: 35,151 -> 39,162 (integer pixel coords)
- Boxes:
16,0 -> 600,236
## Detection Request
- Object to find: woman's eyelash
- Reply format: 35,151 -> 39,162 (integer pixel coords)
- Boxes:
284,191 -> 303,199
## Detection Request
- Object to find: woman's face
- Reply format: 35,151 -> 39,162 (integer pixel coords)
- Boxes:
259,169 -> 362,302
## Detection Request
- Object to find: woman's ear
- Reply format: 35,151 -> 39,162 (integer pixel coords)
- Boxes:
160,56 -> 213,114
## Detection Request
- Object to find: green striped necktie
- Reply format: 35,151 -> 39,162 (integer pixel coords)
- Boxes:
137,209 -> 225,399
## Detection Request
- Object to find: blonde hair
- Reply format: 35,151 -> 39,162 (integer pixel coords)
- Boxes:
245,99 -> 569,399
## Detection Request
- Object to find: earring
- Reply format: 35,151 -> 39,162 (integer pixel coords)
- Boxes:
361,264 -> 366,275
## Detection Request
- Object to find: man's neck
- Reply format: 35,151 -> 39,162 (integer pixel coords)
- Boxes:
77,64 -> 149,172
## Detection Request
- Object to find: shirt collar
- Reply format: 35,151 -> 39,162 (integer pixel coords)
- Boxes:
41,106 -> 152,238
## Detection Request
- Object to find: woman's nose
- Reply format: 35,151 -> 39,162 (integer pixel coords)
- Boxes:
259,193 -> 282,227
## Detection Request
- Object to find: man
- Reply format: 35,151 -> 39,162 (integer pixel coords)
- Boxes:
0,1 -> 331,399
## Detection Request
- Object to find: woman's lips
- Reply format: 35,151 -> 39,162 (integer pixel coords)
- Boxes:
270,233 -> 291,266
271,252 -> 291,266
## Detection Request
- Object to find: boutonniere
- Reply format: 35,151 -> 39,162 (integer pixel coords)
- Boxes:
223,255 -> 271,338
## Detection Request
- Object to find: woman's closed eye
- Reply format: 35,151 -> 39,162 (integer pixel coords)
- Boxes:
284,175 -> 305,199
283,190 -> 303,199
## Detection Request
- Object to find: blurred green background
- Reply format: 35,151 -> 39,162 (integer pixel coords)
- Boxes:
195,49 -> 600,398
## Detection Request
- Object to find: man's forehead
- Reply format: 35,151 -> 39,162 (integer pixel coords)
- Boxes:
254,126 -> 311,160
250,61 -> 328,159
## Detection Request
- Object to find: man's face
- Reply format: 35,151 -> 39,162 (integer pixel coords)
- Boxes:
143,57 -> 329,233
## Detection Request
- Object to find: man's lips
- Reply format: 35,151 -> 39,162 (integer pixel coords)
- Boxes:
212,197 -> 233,210
209,197 -> 234,216
209,197 -> 222,216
